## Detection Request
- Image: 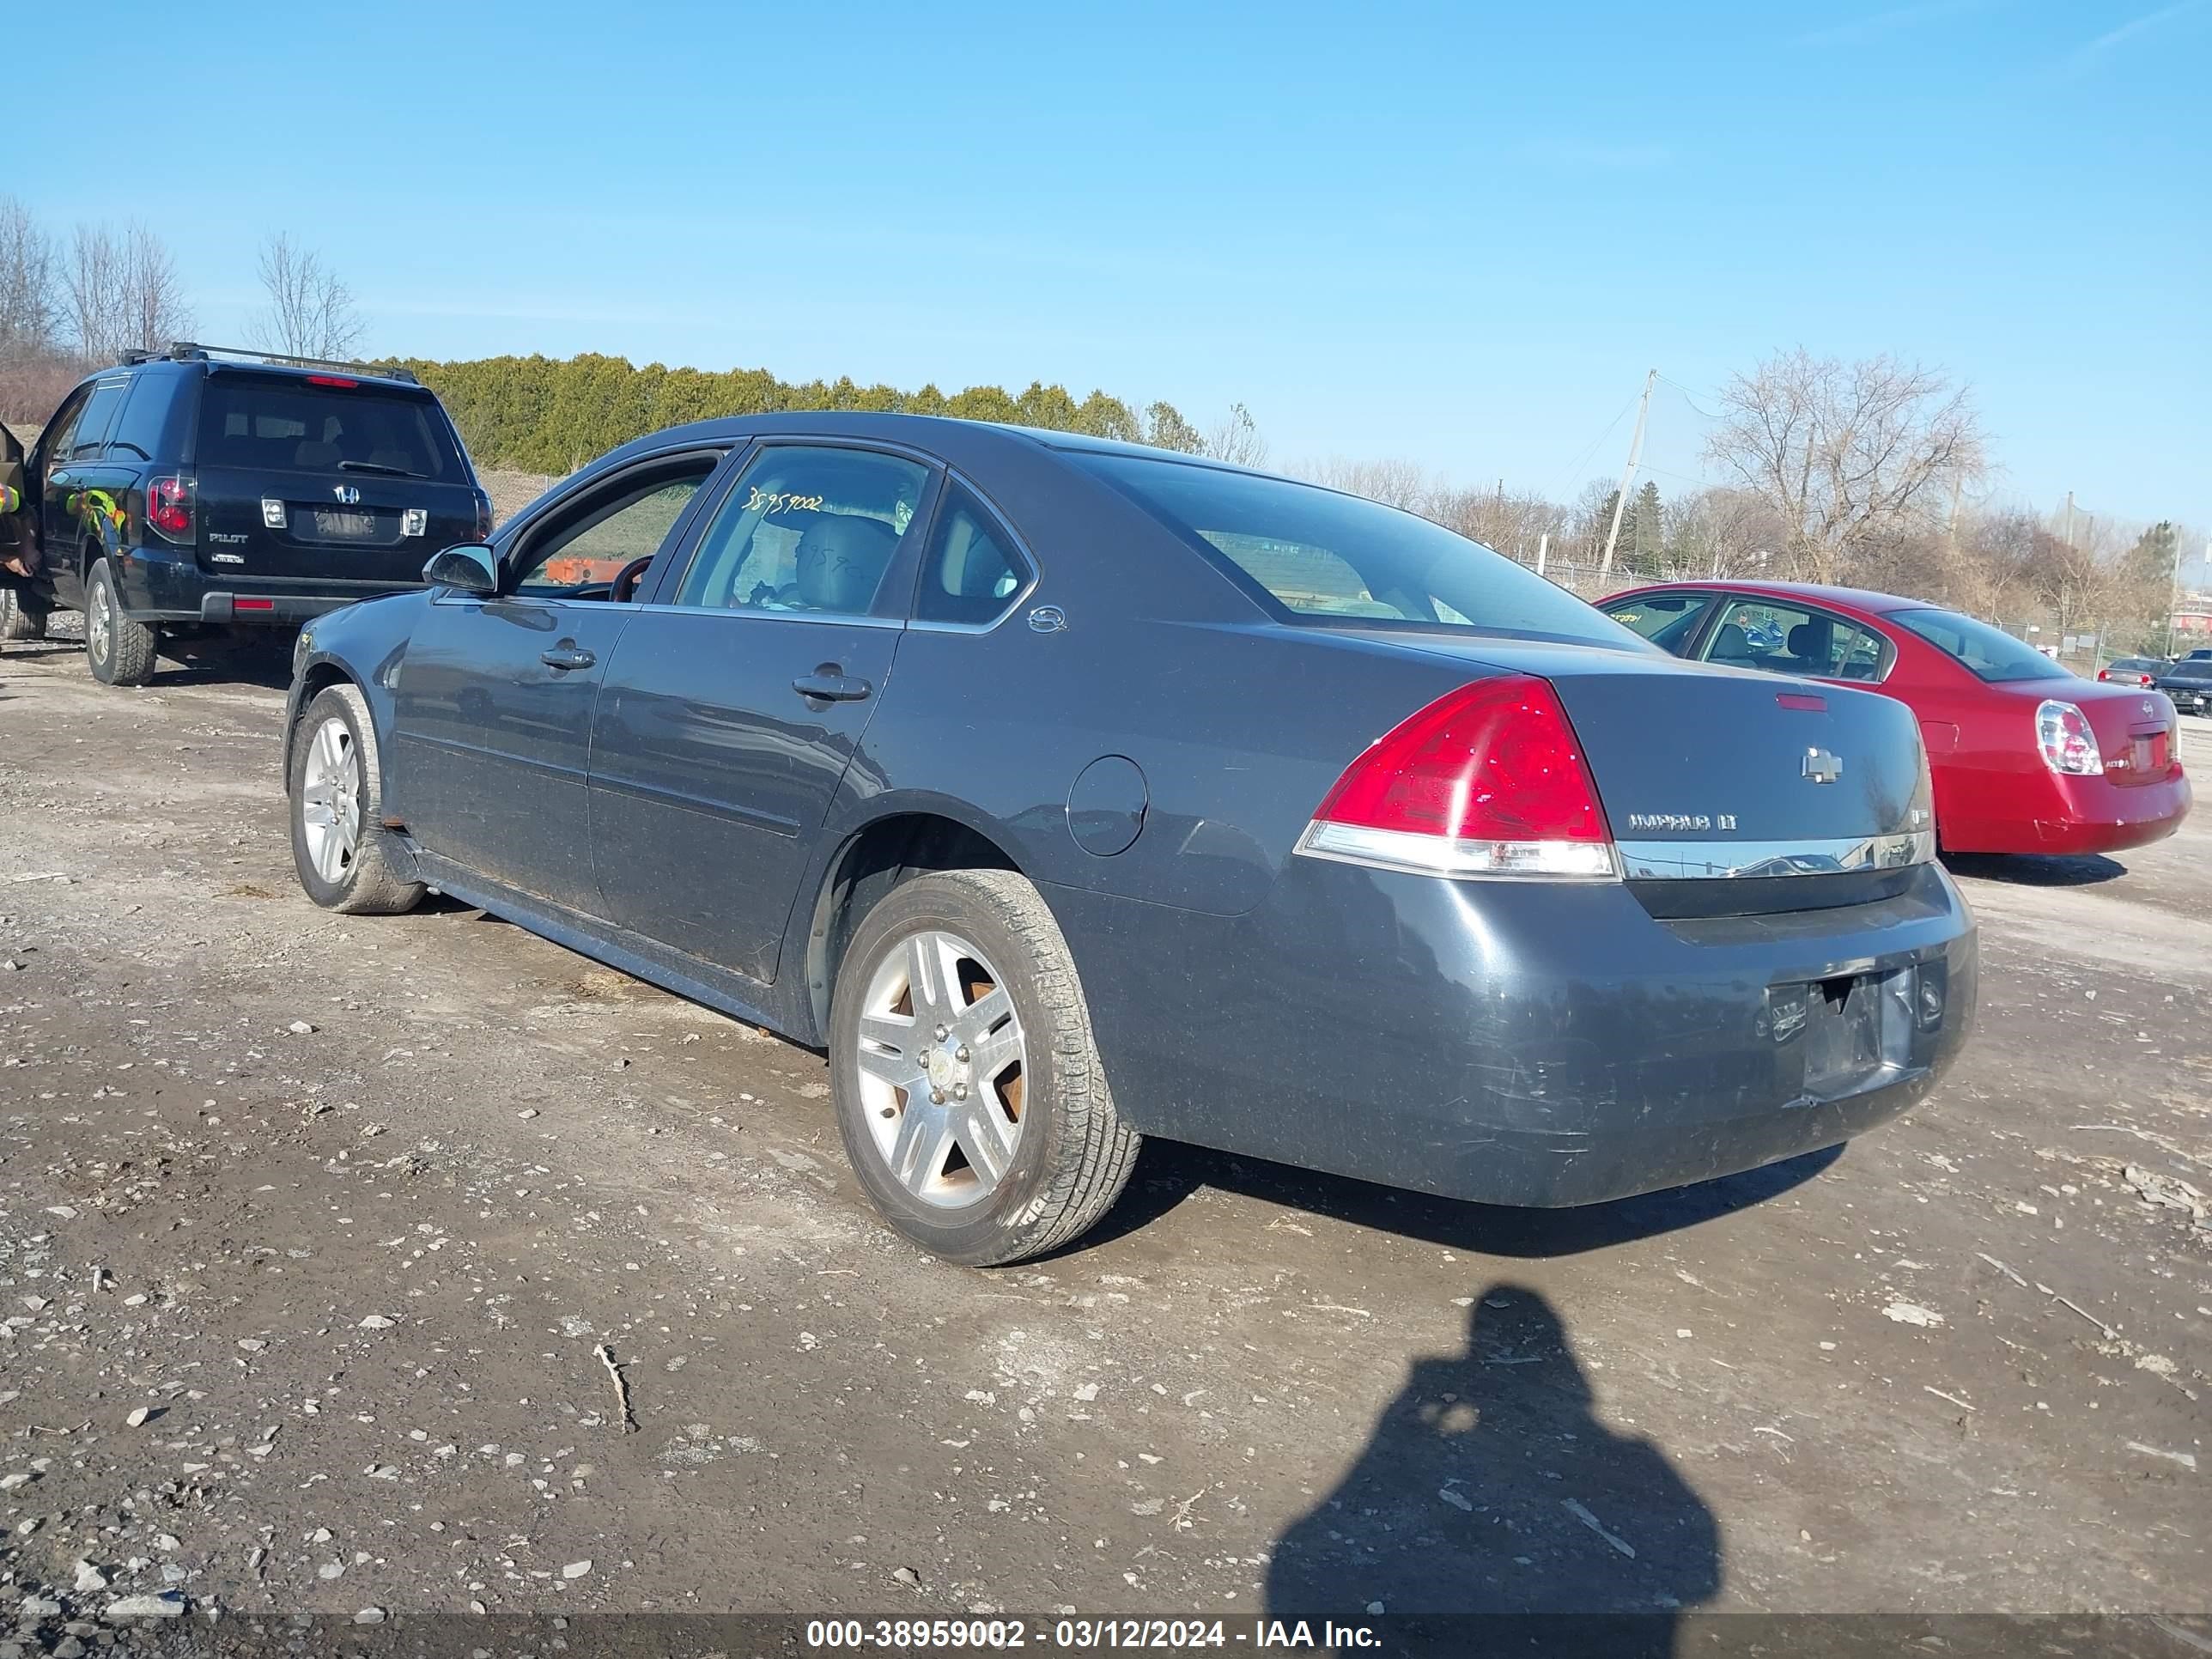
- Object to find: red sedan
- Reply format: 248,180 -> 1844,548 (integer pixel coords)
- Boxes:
1598,580 -> 2191,856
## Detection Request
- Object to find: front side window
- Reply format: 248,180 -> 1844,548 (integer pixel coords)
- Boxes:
673,446 -> 929,617
1604,592 -> 1713,655
1892,608 -> 2068,685
36,391 -> 91,478
916,483 -> 1030,624
1700,599 -> 1887,682
512,460 -> 719,596
1073,452 -> 1647,650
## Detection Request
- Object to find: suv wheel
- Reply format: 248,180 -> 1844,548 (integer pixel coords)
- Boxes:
84,558 -> 158,686
0,587 -> 46,641
288,683 -> 426,915
829,869 -> 1140,1267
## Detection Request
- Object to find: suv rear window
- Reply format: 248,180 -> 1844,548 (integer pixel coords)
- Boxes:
197,376 -> 464,480
1073,453 -> 1647,650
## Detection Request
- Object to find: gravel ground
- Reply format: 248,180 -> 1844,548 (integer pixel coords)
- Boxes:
0,641 -> 2207,1653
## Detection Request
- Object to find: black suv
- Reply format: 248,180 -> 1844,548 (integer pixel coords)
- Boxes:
3,344 -> 488,685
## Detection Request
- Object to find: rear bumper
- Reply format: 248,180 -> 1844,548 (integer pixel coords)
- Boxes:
2014,772 -> 2188,856
1048,860 -> 1978,1208
112,544 -> 417,625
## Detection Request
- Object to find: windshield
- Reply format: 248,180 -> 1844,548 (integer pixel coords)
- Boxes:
2167,660 -> 2212,680
197,375 -> 464,480
1073,453 -> 1652,651
1892,609 -> 2069,684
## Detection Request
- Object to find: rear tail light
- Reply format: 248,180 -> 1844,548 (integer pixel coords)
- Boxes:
2035,699 -> 2104,776
1296,676 -> 1617,879
146,475 -> 195,543
472,490 -> 494,542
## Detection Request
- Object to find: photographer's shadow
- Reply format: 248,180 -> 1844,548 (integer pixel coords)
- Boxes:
1267,1283 -> 1719,1656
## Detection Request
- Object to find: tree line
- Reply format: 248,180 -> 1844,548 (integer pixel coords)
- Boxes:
0,197 -> 1225,467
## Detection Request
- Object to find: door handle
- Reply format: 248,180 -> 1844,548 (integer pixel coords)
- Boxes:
793,666 -> 872,703
541,646 -> 597,671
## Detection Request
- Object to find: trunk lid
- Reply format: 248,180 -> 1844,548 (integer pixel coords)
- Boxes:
189,370 -> 479,584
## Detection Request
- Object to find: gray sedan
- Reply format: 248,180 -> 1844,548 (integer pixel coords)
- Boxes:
283,414 -> 1977,1264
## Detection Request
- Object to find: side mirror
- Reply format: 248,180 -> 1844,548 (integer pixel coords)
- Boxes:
422,543 -> 499,596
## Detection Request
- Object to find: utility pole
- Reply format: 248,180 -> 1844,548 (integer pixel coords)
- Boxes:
1597,368 -> 1656,582
2062,490 -> 2075,550
1534,531 -> 1549,577
1946,471 -> 1965,552
2168,540 -> 2202,661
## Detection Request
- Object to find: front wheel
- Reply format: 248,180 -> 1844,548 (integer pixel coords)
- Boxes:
830,869 -> 1140,1267
288,683 -> 426,915
84,558 -> 157,686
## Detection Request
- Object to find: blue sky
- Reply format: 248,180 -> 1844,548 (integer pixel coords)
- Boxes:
14,0 -> 2210,545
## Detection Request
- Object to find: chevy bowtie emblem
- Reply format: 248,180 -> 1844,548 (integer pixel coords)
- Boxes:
1802,747 -> 1843,784
333,484 -> 361,505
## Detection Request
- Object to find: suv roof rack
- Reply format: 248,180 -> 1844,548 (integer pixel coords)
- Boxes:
126,342 -> 419,385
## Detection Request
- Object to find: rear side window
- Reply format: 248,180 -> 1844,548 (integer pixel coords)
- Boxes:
1073,452 -> 1646,650
69,380 -> 130,457
1604,592 -> 1713,655
104,377 -> 174,461
916,483 -> 1030,624
196,377 -> 464,479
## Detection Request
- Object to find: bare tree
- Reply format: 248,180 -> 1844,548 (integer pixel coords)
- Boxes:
1704,349 -> 1984,585
63,222 -> 192,364
251,234 -> 363,360
1296,454 -> 1433,512
0,198 -> 60,359
1203,402 -> 1268,468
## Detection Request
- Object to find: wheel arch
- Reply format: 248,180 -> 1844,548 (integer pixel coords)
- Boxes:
798,810 -> 1024,1044
284,659 -> 368,781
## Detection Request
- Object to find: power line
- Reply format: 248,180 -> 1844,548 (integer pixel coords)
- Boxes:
1656,374 -> 1725,422
1547,390 -> 1640,502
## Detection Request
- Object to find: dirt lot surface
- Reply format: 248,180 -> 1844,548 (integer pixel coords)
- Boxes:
0,639 -> 2207,1652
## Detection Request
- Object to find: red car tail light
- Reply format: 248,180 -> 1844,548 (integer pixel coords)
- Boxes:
473,489 -> 494,542
1296,676 -> 1616,878
2035,699 -> 2104,776
146,475 -> 195,543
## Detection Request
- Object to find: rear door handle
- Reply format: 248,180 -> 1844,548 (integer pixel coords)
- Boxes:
541,646 -> 597,671
793,667 -> 872,703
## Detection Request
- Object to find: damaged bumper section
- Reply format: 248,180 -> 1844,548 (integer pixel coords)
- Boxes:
1057,859 -> 1978,1208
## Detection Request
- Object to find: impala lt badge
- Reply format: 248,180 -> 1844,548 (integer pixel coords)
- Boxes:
1802,747 -> 1843,784
333,484 -> 361,505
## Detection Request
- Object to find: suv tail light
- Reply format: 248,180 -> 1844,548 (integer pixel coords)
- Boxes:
472,489 -> 494,543
147,475 -> 196,544
2035,699 -> 2104,776
1296,676 -> 1616,879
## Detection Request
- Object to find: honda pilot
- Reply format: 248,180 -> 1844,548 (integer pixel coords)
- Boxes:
6,343 -> 488,685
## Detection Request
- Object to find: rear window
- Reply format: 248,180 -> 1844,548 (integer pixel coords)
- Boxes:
196,376 -> 463,480
1893,609 -> 2067,684
1073,453 -> 1648,651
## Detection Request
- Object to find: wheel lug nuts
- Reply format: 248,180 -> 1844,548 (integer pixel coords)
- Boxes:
953,1083 -> 969,1100
920,1048 -> 932,1063
955,1044 -> 969,1062
930,1088 -> 946,1104
934,1024 -> 949,1041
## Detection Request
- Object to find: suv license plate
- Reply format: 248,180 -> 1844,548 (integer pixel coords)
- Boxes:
313,510 -> 377,539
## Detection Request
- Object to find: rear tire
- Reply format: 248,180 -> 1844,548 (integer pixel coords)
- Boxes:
829,868 -> 1140,1267
289,683 -> 426,916
84,558 -> 157,686
0,586 -> 46,641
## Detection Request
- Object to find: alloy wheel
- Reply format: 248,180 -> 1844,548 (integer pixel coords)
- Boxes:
853,928 -> 1028,1208
88,580 -> 112,666
298,716 -> 363,885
